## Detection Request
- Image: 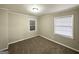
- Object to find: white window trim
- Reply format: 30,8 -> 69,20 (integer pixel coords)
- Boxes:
54,15 -> 74,39
28,17 -> 37,32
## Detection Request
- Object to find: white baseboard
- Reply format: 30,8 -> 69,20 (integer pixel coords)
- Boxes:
40,35 -> 79,53
1,35 -> 79,53
8,36 -> 38,45
0,36 -> 38,51
0,48 -> 8,52
8,38 -> 28,45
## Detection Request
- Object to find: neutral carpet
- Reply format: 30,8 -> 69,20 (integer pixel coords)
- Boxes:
8,36 -> 79,54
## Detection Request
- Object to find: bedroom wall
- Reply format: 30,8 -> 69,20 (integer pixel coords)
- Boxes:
38,7 -> 79,52
8,11 -> 38,44
0,9 -> 38,50
0,9 -> 8,50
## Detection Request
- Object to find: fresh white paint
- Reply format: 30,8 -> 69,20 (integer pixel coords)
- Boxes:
0,4 -> 79,53
0,4 -> 78,16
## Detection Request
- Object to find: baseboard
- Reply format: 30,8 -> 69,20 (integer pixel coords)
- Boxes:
0,36 -> 38,51
0,48 -> 8,52
8,35 -> 38,45
4,35 -> 79,53
40,35 -> 79,53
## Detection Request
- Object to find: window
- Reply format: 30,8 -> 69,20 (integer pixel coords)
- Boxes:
30,20 -> 35,31
54,15 -> 73,38
28,16 -> 37,32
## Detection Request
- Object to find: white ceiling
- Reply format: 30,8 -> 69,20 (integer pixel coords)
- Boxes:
0,4 -> 78,16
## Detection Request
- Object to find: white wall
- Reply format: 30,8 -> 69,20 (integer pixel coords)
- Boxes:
0,9 -> 38,50
0,7 -> 79,52
38,8 -> 79,52
8,11 -> 38,44
0,9 -> 8,50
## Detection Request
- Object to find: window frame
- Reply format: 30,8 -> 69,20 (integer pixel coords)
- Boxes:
54,15 -> 74,39
28,17 -> 37,32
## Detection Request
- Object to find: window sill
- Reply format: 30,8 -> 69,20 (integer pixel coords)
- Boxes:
54,33 -> 73,40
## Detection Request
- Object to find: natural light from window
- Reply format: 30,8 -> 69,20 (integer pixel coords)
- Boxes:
54,15 -> 73,39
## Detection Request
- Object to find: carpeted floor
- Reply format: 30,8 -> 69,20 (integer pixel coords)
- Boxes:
8,36 -> 79,54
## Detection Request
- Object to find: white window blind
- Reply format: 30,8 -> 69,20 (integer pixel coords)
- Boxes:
54,15 -> 73,38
